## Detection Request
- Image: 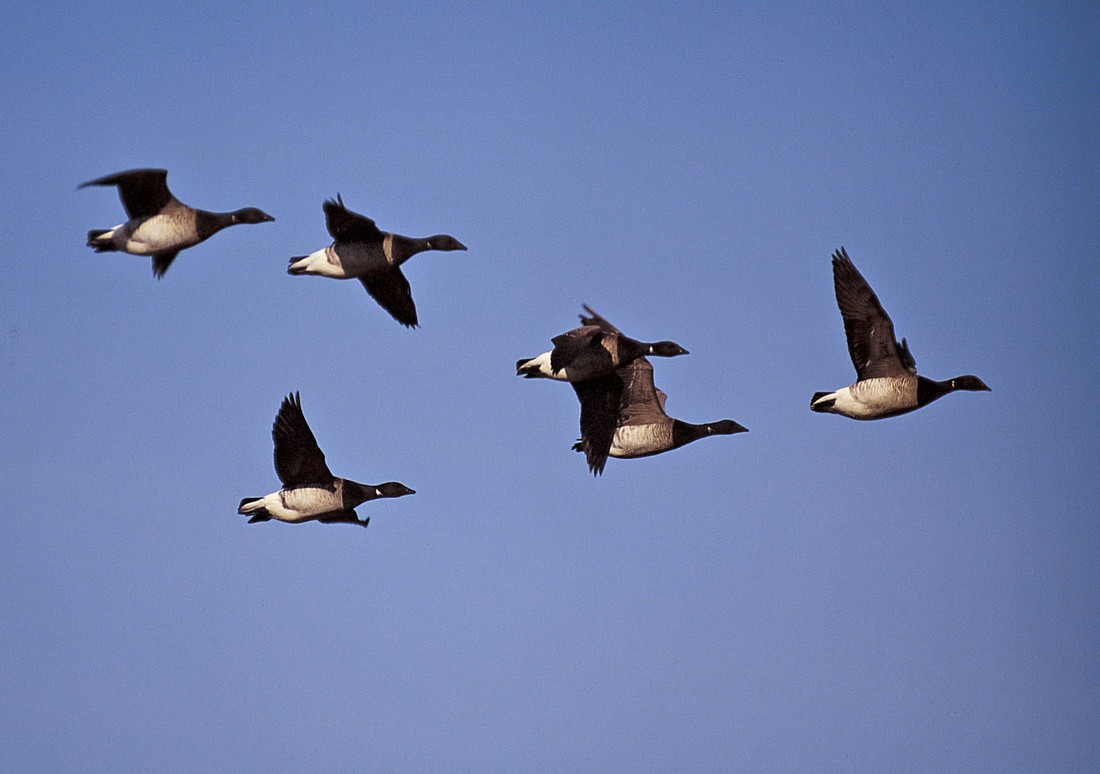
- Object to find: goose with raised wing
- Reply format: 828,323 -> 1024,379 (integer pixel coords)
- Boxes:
810,247 -> 990,419
237,393 -> 414,528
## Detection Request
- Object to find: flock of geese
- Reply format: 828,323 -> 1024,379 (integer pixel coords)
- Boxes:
81,168 -> 992,528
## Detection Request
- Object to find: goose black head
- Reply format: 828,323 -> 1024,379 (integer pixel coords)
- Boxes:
950,375 -> 991,392
649,341 -> 690,358
426,235 -> 467,252
708,419 -> 749,435
232,207 -> 275,224
376,482 -> 417,498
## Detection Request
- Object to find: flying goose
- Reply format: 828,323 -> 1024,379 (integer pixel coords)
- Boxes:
569,307 -> 746,474
80,168 -> 274,277
288,195 -> 466,327
237,393 -> 414,527
516,304 -> 688,381
810,247 -> 990,420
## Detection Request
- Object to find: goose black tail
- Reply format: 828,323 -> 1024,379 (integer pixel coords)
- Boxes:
87,229 -> 114,251
238,497 -> 271,522
516,358 -> 542,377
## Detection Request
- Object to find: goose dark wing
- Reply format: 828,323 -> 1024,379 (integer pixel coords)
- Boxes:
323,195 -> 384,244
616,357 -> 669,427
550,325 -> 604,374
572,371 -> 624,475
152,251 -> 180,278
897,337 -> 917,374
272,392 -> 333,486
79,168 -> 174,219
317,509 -> 366,526
360,268 -> 418,327
579,305 -> 622,335
831,247 -> 910,380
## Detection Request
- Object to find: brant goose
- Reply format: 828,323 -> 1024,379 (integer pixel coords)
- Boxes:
811,247 -> 990,420
80,168 -> 274,277
516,304 -> 688,381
569,307 -> 746,474
237,393 -> 414,527
288,195 -> 466,327
573,357 -> 748,475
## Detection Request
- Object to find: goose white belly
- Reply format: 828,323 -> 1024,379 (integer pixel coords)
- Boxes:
106,215 -> 200,255
832,378 -> 917,419
250,485 -> 341,522
609,423 -> 671,458
289,239 -> 393,279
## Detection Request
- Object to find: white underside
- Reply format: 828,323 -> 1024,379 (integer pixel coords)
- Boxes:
815,379 -> 917,419
289,242 -> 391,279
609,424 -> 669,458
240,486 -> 340,522
95,219 -> 195,255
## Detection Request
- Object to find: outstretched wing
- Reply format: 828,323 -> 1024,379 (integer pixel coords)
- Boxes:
79,168 -> 174,219
579,304 -> 622,335
616,357 -> 668,427
272,392 -> 333,486
323,194 -> 384,244
831,247 -> 910,380
571,356 -> 667,475
360,268 -> 418,327
571,371 -> 624,475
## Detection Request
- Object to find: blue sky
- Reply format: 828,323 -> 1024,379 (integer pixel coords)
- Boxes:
1,2 -> 1097,771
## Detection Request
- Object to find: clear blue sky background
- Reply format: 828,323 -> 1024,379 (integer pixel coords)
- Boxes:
2,3 -> 1097,771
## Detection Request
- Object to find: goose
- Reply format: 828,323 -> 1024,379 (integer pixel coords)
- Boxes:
237,392 -> 414,527
572,357 -> 748,475
288,195 -> 466,327
516,304 -> 688,381
569,307 -> 746,474
80,168 -> 274,277
811,247 -> 990,420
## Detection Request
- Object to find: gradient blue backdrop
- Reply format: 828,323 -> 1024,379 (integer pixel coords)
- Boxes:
2,2 -> 1097,771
